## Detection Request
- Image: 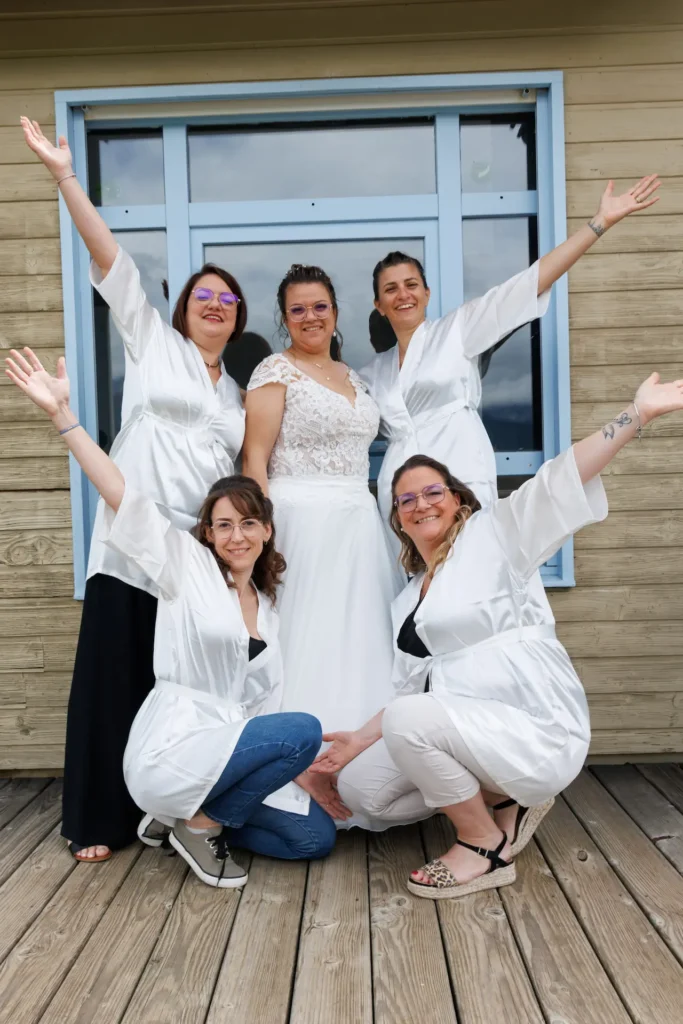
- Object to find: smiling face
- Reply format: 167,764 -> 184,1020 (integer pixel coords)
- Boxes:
185,272 -> 240,349
394,465 -> 461,562
374,262 -> 430,335
205,496 -> 272,576
284,282 -> 337,358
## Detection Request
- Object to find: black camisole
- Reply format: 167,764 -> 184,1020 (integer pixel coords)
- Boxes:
248,637 -> 267,661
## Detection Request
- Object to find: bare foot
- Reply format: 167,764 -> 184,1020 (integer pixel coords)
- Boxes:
411,827 -> 511,886
68,841 -> 111,861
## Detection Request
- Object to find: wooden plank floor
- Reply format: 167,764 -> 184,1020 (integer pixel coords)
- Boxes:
1,767 -> 683,1024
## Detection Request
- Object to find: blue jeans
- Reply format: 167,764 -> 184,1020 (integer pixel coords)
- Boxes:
201,712 -> 336,861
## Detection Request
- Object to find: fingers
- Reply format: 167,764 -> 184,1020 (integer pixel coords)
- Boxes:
630,173 -> 659,195
633,196 -> 660,212
23,346 -> 45,372
4,367 -> 30,393
8,347 -> 42,375
57,356 -> 67,379
6,352 -> 32,381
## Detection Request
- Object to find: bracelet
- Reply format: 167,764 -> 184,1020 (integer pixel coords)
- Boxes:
632,401 -> 643,441
58,422 -> 81,436
56,172 -> 76,186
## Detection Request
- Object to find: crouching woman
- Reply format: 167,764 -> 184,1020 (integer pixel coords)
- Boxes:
6,347 -> 340,889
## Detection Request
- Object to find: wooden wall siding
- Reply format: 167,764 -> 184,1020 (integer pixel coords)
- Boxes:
1,8 -> 683,769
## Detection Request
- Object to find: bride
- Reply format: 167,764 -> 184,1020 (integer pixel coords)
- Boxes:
243,264 -> 401,825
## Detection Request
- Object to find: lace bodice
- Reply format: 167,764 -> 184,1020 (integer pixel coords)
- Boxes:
247,354 -> 380,478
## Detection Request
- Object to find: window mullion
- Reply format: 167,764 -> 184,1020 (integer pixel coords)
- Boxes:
162,124 -> 192,304
435,112 -> 463,313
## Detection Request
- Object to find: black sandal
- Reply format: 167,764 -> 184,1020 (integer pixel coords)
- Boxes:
407,833 -> 516,900
492,797 -> 555,857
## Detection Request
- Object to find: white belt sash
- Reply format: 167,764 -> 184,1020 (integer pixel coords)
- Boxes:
438,624 -> 557,667
154,679 -> 247,721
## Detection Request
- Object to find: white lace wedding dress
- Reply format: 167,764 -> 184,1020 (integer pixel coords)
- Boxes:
247,354 -> 402,760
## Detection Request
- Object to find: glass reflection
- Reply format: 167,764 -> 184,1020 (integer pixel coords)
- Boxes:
460,114 -> 535,193
205,237 -> 424,375
189,121 -> 436,202
93,231 -> 168,449
87,131 -> 165,206
463,217 -> 541,452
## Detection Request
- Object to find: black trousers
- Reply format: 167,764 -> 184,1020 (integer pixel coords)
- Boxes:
61,573 -> 157,850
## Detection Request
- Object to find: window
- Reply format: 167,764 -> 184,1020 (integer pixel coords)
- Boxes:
56,73 -> 571,595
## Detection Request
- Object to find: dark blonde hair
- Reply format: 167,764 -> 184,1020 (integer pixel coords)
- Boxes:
390,455 -> 481,577
195,475 -> 285,603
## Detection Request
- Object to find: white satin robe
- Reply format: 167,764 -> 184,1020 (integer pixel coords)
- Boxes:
389,449 -> 607,806
360,263 -> 551,524
101,486 -> 309,822
88,246 -> 245,595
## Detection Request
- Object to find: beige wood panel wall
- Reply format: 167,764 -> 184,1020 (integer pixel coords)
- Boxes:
1,2 -> 682,770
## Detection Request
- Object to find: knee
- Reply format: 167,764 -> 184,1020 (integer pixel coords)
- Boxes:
282,712 -> 323,755
382,695 -> 428,754
294,805 -> 337,860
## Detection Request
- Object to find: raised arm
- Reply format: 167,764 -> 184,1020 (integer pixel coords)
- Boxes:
573,372 -> 683,484
242,384 -> 286,496
5,347 -> 124,510
21,118 -> 117,276
537,176 -> 660,294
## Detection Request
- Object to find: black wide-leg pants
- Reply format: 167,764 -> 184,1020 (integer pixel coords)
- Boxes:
60,573 -> 157,850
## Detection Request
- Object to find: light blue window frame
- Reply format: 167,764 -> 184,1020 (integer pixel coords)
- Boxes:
55,72 -> 571,597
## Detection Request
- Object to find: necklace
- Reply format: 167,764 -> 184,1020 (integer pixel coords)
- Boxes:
204,357 -> 221,370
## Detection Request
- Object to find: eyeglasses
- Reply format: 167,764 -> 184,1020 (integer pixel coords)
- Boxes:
210,517 -> 263,538
286,301 -> 332,322
192,288 -> 241,307
394,483 -> 452,513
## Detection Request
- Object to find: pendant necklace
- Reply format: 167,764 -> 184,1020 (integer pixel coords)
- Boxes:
204,357 -> 221,369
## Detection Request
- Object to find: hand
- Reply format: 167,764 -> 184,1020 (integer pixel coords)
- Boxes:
296,770 -> 352,821
594,175 -> 660,230
21,117 -> 73,180
308,731 -> 364,774
634,372 -> 683,426
5,347 -> 70,417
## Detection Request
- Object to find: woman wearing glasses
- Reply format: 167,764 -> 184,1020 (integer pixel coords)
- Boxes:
243,264 -> 401,824
313,372 -> 683,896
21,119 -> 248,863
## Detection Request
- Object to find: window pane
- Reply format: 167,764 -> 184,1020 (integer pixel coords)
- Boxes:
204,237 -> 424,377
87,130 -> 165,206
189,120 -> 436,201
93,231 -> 168,450
463,217 -> 541,452
460,114 -> 536,193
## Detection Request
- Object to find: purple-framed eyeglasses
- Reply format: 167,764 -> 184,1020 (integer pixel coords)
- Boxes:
192,287 -> 241,307
394,483 -> 452,513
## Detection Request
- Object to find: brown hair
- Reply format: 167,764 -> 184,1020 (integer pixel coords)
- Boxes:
372,250 -> 428,301
390,455 -> 481,577
195,475 -> 285,603
172,263 -> 247,344
276,263 -> 343,361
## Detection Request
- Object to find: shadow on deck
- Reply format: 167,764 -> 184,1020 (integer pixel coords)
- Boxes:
0,765 -> 683,1023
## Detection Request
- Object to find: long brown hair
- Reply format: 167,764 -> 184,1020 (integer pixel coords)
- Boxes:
390,455 -> 481,577
195,475 -> 285,603
172,263 -> 248,344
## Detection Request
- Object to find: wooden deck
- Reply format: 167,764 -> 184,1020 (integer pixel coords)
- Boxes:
1,766 -> 683,1023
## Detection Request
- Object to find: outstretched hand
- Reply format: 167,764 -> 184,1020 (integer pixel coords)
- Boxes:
20,117 -> 73,180
296,770 -> 352,820
309,731 -> 364,775
5,347 -> 70,417
596,175 -> 660,228
634,372 -> 683,426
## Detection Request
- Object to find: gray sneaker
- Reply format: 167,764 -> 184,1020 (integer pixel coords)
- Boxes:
138,813 -> 172,848
169,822 -> 248,889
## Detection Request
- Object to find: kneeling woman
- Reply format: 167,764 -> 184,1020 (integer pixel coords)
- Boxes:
6,347 -> 339,889
314,371 -> 683,898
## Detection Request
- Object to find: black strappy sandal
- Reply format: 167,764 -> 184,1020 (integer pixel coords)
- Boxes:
407,833 -> 515,900
492,797 -> 555,857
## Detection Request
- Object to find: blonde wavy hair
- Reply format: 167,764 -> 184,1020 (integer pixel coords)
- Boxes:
390,455 -> 482,578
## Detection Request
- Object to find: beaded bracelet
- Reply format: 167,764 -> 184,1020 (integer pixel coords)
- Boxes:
56,172 -> 76,186
58,422 -> 80,436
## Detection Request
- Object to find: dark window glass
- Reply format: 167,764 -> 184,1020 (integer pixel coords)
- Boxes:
463,216 -> 541,452
87,130 -> 165,206
460,113 -> 536,193
93,231 -> 168,450
188,119 -> 436,201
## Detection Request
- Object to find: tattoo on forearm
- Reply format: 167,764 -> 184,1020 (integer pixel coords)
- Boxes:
601,410 -> 632,441
588,219 -> 606,238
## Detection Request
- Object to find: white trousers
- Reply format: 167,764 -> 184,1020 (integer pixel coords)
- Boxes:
337,694 -> 506,826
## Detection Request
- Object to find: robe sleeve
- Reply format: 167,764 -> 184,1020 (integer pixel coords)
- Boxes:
459,261 -> 551,360
490,448 -> 608,579
90,246 -> 165,364
101,485 -> 193,601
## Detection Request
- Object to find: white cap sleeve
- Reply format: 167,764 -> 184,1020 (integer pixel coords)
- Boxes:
247,354 -> 298,390
90,246 -> 164,364
490,448 -> 608,578
101,486 -> 193,601
460,261 -> 551,360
